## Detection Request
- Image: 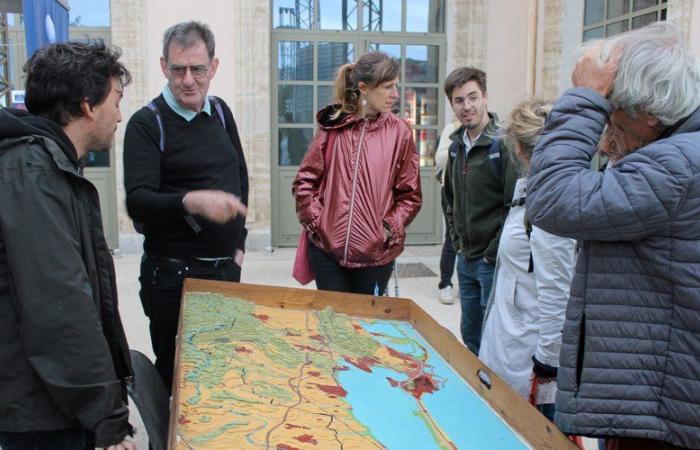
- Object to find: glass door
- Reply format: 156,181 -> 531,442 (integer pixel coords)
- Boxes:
366,37 -> 444,243
271,0 -> 446,246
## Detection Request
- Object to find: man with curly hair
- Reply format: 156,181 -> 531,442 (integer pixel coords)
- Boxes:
0,42 -> 135,450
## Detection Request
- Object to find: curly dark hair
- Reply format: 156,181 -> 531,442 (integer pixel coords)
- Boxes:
23,40 -> 131,125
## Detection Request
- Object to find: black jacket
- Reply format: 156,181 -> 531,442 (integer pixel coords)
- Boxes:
0,109 -> 133,446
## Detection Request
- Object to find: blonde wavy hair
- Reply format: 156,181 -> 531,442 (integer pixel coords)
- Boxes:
504,100 -> 552,161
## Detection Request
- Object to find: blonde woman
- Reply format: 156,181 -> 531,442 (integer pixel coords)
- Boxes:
479,100 -> 576,420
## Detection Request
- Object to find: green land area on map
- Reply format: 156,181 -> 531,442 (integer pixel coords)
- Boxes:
175,292 -> 463,449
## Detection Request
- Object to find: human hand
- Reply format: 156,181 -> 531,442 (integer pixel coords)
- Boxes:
532,355 -> 557,381
183,190 -> 247,224
234,249 -> 244,267
571,44 -> 618,97
598,125 -> 623,164
383,225 -> 392,243
104,438 -> 136,450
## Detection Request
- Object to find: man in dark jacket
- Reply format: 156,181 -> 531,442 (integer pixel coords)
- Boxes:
0,42 -> 134,449
443,67 -> 520,354
527,23 -> 700,450
124,21 -> 248,392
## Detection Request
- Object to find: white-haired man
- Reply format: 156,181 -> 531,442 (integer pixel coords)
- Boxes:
527,23 -> 700,450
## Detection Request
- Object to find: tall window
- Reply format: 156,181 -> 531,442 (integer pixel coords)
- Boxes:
272,0 -> 445,167
583,0 -> 667,41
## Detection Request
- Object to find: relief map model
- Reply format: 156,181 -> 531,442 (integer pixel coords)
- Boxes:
175,292 -> 528,449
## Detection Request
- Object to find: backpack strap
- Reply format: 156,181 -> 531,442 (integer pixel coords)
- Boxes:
147,97 -> 227,153
146,101 -> 166,152
488,131 -> 503,180
208,95 -> 227,130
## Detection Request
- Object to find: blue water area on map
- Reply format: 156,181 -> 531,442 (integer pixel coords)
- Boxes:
335,320 -> 528,450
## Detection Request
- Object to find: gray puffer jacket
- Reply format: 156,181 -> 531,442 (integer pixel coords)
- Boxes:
527,88 -> 700,448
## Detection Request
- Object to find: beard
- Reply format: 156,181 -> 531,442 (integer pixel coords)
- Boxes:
87,134 -> 114,153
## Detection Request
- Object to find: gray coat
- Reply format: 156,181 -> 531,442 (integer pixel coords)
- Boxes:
527,88 -> 700,448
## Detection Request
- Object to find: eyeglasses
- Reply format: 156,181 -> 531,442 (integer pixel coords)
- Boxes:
168,64 -> 209,80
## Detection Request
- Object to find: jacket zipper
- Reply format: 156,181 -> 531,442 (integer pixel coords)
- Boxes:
343,119 -> 368,265
462,142 -> 471,252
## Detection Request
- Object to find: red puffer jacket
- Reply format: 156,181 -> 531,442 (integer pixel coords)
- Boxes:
293,105 -> 422,268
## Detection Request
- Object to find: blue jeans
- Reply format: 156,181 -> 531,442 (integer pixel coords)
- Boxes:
456,253 -> 495,354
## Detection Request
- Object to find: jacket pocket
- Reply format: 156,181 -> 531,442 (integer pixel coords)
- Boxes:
499,271 -> 523,322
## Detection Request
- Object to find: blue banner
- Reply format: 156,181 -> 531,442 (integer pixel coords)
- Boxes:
23,0 -> 69,57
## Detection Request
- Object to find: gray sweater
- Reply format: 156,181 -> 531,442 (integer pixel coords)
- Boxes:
527,88 -> 700,448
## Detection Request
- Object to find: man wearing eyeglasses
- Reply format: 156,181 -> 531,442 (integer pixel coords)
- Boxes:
442,67 -> 521,355
123,21 -> 249,392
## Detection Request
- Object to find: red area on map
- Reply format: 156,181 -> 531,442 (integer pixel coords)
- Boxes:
295,344 -> 321,352
344,356 -> 379,372
307,370 -> 321,377
314,383 -> 347,397
177,414 -> 191,425
386,376 -> 400,388
309,334 -> 325,342
294,434 -> 318,444
333,365 -> 350,372
404,374 -> 439,399
284,423 -> 310,430
235,346 -> 252,354
386,346 -> 420,369
251,314 -> 270,322
276,444 -> 300,450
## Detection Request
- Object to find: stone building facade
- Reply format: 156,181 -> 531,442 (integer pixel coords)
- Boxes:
4,0 -> 699,251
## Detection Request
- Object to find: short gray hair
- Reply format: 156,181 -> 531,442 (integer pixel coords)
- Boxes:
162,21 -> 215,61
592,22 -> 700,126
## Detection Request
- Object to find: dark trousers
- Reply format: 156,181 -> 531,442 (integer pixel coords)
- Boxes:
139,254 -> 241,392
0,429 -> 94,450
439,186 -> 457,289
537,403 -> 555,422
308,241 -> 394,295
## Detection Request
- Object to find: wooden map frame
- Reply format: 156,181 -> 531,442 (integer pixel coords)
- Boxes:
170,279 -> 577,449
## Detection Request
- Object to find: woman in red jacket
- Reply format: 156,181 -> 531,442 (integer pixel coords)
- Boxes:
293,51 -> 422,295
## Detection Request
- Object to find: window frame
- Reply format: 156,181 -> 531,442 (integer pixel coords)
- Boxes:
271,0 -> 446,170
582,0 -> 668,40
